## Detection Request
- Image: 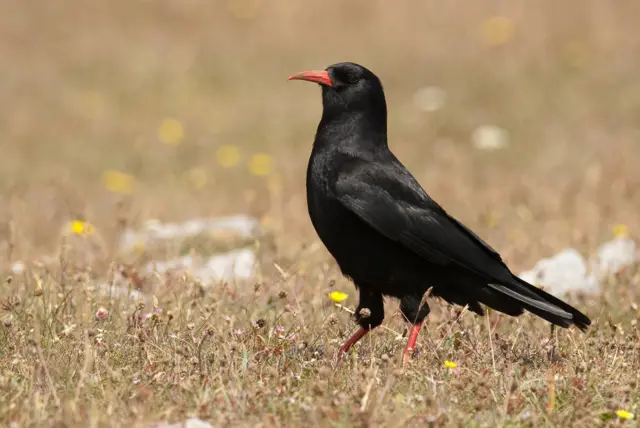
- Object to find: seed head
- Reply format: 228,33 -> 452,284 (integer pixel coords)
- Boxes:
3,315 -> 13,328
1,296 -> 21,311
359,308 -> 372,319
325,314 -> 338,326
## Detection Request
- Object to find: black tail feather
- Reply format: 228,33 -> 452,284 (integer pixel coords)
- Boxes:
512,275 -> 591,330
485,275 -> 591,331
474,288 -> 525,317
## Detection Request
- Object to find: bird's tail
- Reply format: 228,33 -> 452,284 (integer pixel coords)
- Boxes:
486,275 -> 591,331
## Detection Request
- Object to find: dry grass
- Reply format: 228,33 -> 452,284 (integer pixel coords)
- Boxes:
1,0 -> 640,426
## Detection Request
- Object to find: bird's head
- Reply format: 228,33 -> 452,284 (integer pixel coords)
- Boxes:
288,62 -> 386,120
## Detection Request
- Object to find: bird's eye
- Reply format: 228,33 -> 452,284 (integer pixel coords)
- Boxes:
344,71 -> 360,84
334,69 -> 360,85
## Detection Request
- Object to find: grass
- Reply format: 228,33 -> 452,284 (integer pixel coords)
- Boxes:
1,0 -> 640,426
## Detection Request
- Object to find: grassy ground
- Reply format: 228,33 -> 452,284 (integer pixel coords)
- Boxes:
1,0 -> 640,426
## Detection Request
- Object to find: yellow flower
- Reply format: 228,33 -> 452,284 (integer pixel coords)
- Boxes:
612,224 -> 629,238
216,145 -> 241,168
102,170 -> 135,195
249,153 -> 273,176
444,360 -> 457,369
133,241 -> 145,254
615,410 -> 634,420
186,167 -> 208,189
158,118 -> 184,146
328,291 -> 349,303
480,16 -> 515,47
68,220 -> 96,236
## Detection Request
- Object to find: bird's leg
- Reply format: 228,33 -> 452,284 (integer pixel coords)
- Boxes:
337,327 -> 374,361
403,321 -> 424,362
547,324 -> 556,362
399,294 -> 431,366
336,289 -> 384,361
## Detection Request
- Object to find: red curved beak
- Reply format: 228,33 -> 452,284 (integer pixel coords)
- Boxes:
288,70 -> 333,87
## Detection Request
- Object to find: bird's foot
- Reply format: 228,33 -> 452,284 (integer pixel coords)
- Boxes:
335,342 -> 352,363
401,347 -> 413,368
401,346 -> 420,367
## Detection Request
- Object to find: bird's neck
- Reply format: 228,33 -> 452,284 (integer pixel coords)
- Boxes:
314,107 -> 388,153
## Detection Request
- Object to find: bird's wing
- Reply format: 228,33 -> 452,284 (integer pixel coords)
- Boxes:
333,161 -> 510,282
334,159 -> 587,326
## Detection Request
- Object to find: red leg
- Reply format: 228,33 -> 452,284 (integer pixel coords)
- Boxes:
402,321 -> 424,364
336,327 -> 371,361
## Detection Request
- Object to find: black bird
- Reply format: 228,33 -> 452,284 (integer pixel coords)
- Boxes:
289,62 -> 591,362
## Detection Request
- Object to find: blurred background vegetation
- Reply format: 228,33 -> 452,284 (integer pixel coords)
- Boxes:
2,3 -> 640,426
1,0 -> 640,271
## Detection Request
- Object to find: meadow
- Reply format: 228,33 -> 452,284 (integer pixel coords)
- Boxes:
1,1 -> 640,426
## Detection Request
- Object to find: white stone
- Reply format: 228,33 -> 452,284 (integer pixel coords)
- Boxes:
589,237 -> 638,280
517,248 -> 599,297
517,238 -> 639,298
118,215 -> 261,253
145,247 -> 256,285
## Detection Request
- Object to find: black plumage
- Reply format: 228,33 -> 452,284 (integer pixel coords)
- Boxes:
289,62 -> 591,361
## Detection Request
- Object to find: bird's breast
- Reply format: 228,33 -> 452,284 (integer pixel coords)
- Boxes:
306,162 -> 354,256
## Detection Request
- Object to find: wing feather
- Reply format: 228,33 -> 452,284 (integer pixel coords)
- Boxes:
334,168 -> 508,282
